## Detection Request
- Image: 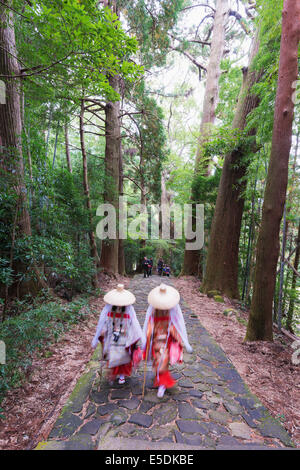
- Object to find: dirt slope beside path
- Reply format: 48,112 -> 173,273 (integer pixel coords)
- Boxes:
172,276 -> 300,447
0,275 -> 129,451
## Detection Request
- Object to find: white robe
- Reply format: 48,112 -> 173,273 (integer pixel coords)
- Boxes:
91,304 -> 145,356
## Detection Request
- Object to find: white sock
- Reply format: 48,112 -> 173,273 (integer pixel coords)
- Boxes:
119,375 -> 125,383
157,385 -> 166,397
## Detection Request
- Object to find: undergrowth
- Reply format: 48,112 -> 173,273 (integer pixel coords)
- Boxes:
0,297 -> 92,408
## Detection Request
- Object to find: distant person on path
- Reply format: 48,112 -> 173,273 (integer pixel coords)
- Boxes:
148,257 -> 153,276
157,258 -> 163,276
91,284 -> 144,385
142,256 -> 150,278
142,284 -> 192,398
163,265 -> 171,277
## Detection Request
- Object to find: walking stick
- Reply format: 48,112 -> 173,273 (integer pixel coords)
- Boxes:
97,344 -> 104,391
142,338 -> 150,399
98,362 -> 104,392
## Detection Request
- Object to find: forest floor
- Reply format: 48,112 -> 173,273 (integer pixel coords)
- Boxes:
172,276 -> 300,448
0,274 -> 299,450
0,273 -> 130,451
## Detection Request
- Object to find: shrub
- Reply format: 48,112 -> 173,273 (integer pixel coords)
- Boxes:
0,298 -> 91,406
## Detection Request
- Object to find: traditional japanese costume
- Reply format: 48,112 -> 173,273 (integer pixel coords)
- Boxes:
91,284 -> 144,384
142,283 -> 192,397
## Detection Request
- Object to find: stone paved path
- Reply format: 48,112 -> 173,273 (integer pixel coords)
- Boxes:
36,275 -> 295,450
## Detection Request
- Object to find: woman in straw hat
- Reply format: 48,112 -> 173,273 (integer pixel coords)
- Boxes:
142,284 -> 192,398
91,284 -> 144,384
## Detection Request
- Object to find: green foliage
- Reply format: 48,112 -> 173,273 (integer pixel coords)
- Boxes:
15,0 -> 143,103
123,79 -> 168,203
0,259 -> 13,287
120,0 -> 185,67
166,157 -> 194,205
191,169 -> 221,206
202,126 -> 246,160
0,0 -> 143,304
217,62 -> 243,126
247,0 -> 284,145
0,151 -> 99,293
0,0 -> 297,355
0,297 -> 91,405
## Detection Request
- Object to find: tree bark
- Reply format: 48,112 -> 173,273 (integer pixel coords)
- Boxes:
0,3 -> 53,298
202,32 -> 261,299
118,141 -> 125,275
0,3 -> 31,237
138,144 -> 147,272
182,0 -> 229,276
79,99 -> 100,287
64,121 -> 72,173
276,204 -> 288,328
245,0 -> 300,341
99,74 -> 120,274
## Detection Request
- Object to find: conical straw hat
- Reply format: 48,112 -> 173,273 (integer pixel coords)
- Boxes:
104,284 -> 136,306
148,283 -> 180,310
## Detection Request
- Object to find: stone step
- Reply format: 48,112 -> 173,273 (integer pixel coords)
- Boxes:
97,437 -> 285,451
98,436 -> 207,450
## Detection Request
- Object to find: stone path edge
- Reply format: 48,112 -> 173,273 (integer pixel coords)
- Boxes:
35,348 -> 101,450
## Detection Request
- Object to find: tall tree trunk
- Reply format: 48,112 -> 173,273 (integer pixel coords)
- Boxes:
79,99 -> 100,288
245,0 -> 300,341
160,168 -> 173,238
182,0 -> 229,276
276,204 -> 288,328
24,124 -> 33,182
99,0 -> 120,275
118,142 -> 125,275
0,3 -> 52,298
99,74 -> 120,274
64,121 -> 72,173
202,33 -> 261,299
52,121 -> 59,168
0,4 -> 31,237
242,163 -> 259,301
139,147 -> 147,272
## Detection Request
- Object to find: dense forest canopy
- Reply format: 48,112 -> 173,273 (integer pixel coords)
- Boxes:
0,0 -> 299,404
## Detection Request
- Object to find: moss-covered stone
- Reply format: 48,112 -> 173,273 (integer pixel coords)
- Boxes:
209,410 -> 231,424
223,308 -> 237,317
49,412 -> 83,439
63,369 -> 96,414
110,409 -> 128,426
214,295 -> 224,303
202,436 -> 216,448
257,416 -> 295,447
144,390 -> 168,404
148,426 -> 174,441
35,440 -> 67,450
153,403 -> 178,425
66,432 -> 95,450
207,290 -> 221,298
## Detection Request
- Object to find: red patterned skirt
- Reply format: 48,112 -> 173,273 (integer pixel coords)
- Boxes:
109,362 -> 132,378
154,370 -> 176,388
